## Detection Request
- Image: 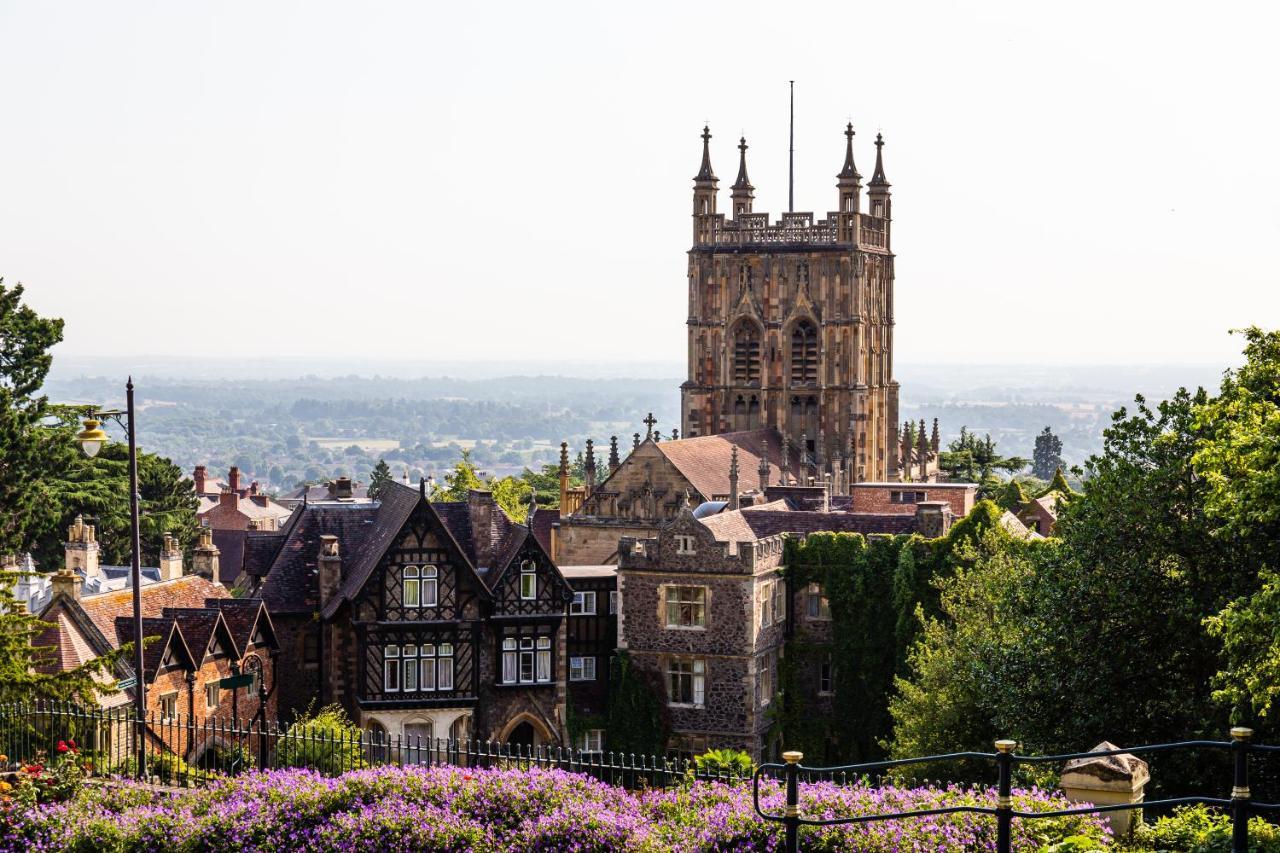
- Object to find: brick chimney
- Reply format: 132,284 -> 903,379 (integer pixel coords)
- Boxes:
64,515 -> 100,579
249,481 -> 260,496
158,532 -> 183,581
318,534 -> 342,605
219,489 -> 238,510
467,490 -> 494,566
193,465 -> 207,495
334,477 -> 353,499
191,527 -> 221,583
51,570 -> 82,602
228,466 -> 242,495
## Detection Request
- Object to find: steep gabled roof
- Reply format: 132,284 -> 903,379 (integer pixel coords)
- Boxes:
78,575 -> 228,649
205,598 -> 277,651
114,616 -> 194,681
162,608 -> 240,663
320,481 -> 491,619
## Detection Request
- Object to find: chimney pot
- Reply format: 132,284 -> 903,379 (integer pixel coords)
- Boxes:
51,570 -> 82,602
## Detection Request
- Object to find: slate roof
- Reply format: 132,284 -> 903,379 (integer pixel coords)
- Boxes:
162,608 -> 239,662
204,598 -> 274,651
259,501 -> 381,614
654,428 -> 800,500
113,616 -> 191,678
699,505 -> 917,543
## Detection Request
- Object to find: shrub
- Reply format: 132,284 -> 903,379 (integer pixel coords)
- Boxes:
273,705 -> 366,775
692,748 -> 753,780
1126,804 -> 1280,852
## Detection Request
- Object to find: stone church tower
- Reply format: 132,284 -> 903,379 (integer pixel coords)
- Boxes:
680,124 -> 901,483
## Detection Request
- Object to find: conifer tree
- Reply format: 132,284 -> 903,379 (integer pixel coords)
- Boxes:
1032,426 -> 1065,480
367,458 -> 393,500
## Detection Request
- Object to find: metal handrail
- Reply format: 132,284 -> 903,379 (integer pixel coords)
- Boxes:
753,728 -> 1271,853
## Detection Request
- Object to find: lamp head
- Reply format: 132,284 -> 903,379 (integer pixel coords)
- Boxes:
76,418 -> 109,458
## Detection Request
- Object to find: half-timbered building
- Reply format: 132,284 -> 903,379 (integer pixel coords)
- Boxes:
248,481 -> 595,749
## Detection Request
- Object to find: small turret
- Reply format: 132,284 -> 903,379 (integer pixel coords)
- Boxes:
731,136 -> 754,217
584,439 -> 597,500
836,123 -> 862,241
558,442 -> 570,512
608,435 -> 620,472
692,126 -> 719,244
868,132 -> 892,224
758,448 -> 770,492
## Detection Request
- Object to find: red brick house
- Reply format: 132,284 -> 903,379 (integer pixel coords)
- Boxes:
35,563 -> 279,765
194,466 -> 293,532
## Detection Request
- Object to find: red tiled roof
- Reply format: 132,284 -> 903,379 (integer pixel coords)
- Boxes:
654,429 -> 800,500
78,575 -> 228,651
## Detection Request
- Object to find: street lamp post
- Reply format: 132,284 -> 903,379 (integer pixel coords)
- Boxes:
76,377 -> 146,779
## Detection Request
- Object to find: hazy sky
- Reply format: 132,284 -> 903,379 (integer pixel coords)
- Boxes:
2,1 -> 1276,370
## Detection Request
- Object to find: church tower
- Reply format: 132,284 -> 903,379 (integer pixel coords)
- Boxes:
680,124 -> 901,484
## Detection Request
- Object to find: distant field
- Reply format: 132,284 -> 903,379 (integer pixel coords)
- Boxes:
308,437 -> 402,451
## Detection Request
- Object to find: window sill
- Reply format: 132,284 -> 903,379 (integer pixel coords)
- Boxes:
667,703 -> 705,710
664,625 -> 707,632
494,681 -> 555,689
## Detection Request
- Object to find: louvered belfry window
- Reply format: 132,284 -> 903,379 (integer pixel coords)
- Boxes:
790,321 -> 818,384
733,324 -> 761,385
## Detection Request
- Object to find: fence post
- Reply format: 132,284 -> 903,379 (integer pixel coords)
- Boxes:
995,739 -> 1016,853
1231,726 -> 1252,853
782,750 -> 803,853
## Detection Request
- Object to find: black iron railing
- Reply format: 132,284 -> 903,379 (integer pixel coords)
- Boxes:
753,728 -> 1280,853
0,701 -> 744,790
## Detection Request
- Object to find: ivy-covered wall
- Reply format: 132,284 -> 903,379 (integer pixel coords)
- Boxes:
775,500 -> 1005,763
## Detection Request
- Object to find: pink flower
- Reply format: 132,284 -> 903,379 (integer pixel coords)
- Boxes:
56,741 -> 68,753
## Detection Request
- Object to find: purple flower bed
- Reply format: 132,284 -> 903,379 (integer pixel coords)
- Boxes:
0,764 -> 1110,851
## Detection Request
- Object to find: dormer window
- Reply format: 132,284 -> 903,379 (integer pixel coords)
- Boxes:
519,560 -> 537,600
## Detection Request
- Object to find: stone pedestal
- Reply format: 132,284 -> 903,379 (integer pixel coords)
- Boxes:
1059,741 -> 1149,837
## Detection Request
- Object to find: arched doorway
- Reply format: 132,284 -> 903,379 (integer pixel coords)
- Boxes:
507,721 -> 535,750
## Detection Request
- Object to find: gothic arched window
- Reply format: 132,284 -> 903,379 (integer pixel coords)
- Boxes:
732,323 -> 761,385
790,321 -> 818,384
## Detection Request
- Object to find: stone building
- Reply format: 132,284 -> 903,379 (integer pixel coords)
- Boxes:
616,481 -> 965,762
679,124 -> 901,483
243,480 -> 614,751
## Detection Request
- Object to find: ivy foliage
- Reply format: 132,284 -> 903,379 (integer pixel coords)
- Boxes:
774,501 -> 1006,764
605,650 -> 668,757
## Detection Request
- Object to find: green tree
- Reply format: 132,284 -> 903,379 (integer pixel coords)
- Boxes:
0,565 -> 126,704
431,449 -> 485,500
1031,426 -> 1064,480
273,705 -> 367,774
368,458 -> 393,500
938,428 -> 1028,496
0,279 -> 66,558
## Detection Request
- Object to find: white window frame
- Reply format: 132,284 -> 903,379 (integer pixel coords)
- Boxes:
665,585 -> 707,629
760,581 -> 773,628
422,565 -> 438,607
773,578 -> 786,624
403,566 -> 420,607
205,682 -> 220,711
437,643 -> 454,691
667,657 -> 706,707
578,729 -> 604,755
159,691 -> 178,722
570,590 -> 597,615
402,644 -> 419,692
502,638 -> 518,684
383,645 -> 401,692
519,560 -> 537,600
504,635 -> 552,684
608,590 -> 619,614
569,655 -> 597,681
